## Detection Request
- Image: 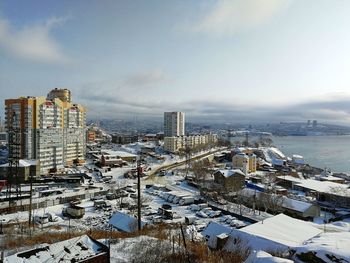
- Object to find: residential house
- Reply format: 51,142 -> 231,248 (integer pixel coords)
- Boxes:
213,169 -> 245,192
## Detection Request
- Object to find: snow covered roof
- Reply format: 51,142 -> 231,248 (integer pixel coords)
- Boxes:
215,169 -> 245,178
109,211 -> 146,233
201,222 -> 233,249
0,159 -> 38,168
100,149 -> 137,158
244,250 -> 293,263
239,214 -> 322,248
259,147 -> 286,165
239,188 -> 315,213
292,154 -> 304,159
202,221 -> 232,238
278,176 -> 350,196
4,235 -> 107,263
281,196 -> 314,213
296,232 -> 350,262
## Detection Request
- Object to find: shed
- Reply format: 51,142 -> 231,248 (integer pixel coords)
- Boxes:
4,235 -> 109,263
109,211 -> 146,232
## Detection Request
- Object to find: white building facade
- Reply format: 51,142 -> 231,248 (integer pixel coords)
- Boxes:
164,134 -> 218,153
164,112 -> 185,137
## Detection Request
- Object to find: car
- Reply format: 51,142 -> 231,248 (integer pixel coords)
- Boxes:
195,224 -> 207,232
224,215 -> 234,224
172,196 -> 181,204
106,193 -> 116,200
202,207 -> 213,216
167,194 -> 176,202
116,190 -> 128,198
152,216 -> 163,224
162,193 -> 170,200
196,211 -> 208,218
189,204 -> 200,212
208,210 -> 221,218
125,187 -> 136,193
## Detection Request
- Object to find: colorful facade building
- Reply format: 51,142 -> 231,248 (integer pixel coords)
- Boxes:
5,88 -> 86,174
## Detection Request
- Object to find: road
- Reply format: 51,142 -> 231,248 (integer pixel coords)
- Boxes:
145,147 -> 227,179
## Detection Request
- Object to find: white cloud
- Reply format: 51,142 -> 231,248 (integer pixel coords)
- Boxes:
190,0 -> 292,35
0,15 -> 71,64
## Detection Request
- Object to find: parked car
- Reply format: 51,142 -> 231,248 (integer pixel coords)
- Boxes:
208,210 -> 221,218
106,193 -> 116,200
189,204 -> 200,212
196,211 -> 208,218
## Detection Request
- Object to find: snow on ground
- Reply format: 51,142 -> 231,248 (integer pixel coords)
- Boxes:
311,219 -> 350,233
109,235 -> 182,263
295,232 -> 350,263
245,250 -> 293,263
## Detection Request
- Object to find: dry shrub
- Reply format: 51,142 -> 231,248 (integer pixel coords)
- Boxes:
2,224 -> 250,263
186,241 -> 249,263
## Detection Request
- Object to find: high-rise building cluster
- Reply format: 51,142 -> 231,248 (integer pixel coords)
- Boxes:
5,88 -> 86,174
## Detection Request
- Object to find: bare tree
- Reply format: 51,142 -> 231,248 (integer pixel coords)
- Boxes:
328,186 -> 350,211
191,160 -> 211,184
236,190 -> 249,215
258,191 -> 284,215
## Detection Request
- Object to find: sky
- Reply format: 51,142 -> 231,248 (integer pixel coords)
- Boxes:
1,0 -> 350,124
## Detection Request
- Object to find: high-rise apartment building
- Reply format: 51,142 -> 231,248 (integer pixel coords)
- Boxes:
5,88 -> 86,174
164,112 -> 185,137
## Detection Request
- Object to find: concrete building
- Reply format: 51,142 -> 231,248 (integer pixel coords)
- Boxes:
5,88 -> 86,174
92,149 -> 137,164
86,130 -> 96,142
0,132 -> 7,143
112,133 -> 138,144
232,153 -> 256,174
164,111 -> 185,137
0,159 -> 40,182
163,133 -> 218,153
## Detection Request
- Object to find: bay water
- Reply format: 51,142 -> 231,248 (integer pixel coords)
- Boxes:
272,135 -> 350,173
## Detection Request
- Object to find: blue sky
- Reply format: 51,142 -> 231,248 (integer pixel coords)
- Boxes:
1,0 -> 350,123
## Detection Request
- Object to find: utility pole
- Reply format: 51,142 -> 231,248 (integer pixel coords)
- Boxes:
137,158 -> 142,231
180,223 -> 190,263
